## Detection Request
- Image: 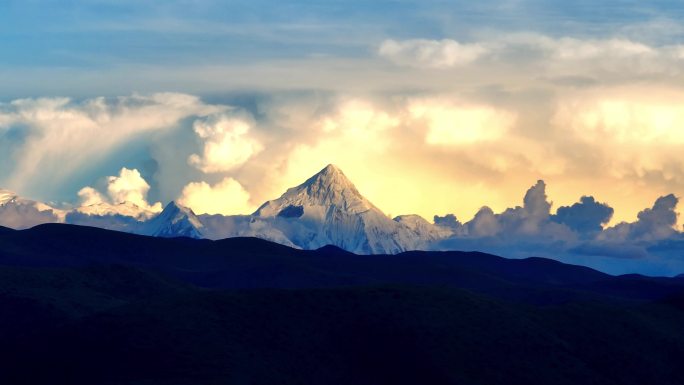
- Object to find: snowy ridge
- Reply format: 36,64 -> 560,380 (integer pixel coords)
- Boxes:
0,189 -> 65,228
394,214 -> 454,243
139,201 -> 204,239
75,201 -> 160,221
199,214 -> 297,248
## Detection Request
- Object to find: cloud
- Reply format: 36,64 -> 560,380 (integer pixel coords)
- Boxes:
0,93 -> 225,197
522,180 -> 552,221
549,38 -> 655,61
0,200 -> 61,230
551,196 -> 614,234
433,214 -> 461,230
429,180 -> 684,275
441,180 -> 575,242
188,114 -> 263,173
637,194 -> 679,233
407,99 -> 515,145
555,87 -> 684,144
551,85 -> 684,190
77,167 -> 162,217
378,35 -> 684,79
378,38 -> 488,68
177,177 -> 254,215
3,88 -> 684,276
317,99 -> 399,138
77,187 -> 106,206
105,168 -> 162,212
600,194 -> 679,243
466,206 -> 501,237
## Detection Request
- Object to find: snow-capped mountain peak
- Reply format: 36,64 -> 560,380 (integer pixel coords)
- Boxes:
0,189 -> 65,229
394,214 -> 454,242
160,201 -> 203,228
0,189 -> 18,206
254,164 -> 374,217
139,201 -> 204,239
252,164 -> 420,254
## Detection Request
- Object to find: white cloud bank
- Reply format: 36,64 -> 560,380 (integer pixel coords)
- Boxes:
407,99 -> 516,145
378,39 -> 488,68
378,35 -> 684,75
178,177 -> 253,215
76,167 -> 162,218
188,114 -> 263,173
0,93 -> 225,194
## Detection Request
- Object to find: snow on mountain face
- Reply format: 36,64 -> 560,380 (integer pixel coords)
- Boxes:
0,189 -> 64,229
255,164 -> 373,217
253,164 -> 420,254
139,201 -> 204,239
0,190 -> 17,206
199,214 -> 297,248
394,214 -> 454,244
74,201 -> 160,221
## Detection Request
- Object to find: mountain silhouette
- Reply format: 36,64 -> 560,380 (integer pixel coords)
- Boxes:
2,224 -> 684,384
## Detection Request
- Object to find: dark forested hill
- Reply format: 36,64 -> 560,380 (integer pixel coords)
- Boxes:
2,224 -> 684,385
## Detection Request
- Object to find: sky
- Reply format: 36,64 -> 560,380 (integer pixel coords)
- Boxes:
2,0 -> 684,233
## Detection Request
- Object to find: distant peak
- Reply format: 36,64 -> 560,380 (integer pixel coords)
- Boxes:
156,201 -> 203,229
163,201 -> 195,215
306,164 -> 351,186
322,164 -> 342,173
0,189 -> 18,205
253,163 -> 376,216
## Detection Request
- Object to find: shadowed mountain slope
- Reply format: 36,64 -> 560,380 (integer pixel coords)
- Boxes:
2,224 -> 684,384
1,223 -> 684,302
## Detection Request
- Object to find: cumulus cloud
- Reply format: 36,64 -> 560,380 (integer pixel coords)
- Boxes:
551,85 -> 684,186
77,167 -> 162,216
437,182 -> 679,263
551,196 -> 614,234
77,187 -> 106,207
441,180 -> 574,242
105,168 -> 162,212
433,214 -> 461,230
600,194 -> 679,242
407,99 -> 516,145
178,177 -> 254,215
429,180 -> 684,274
317,99 -> 399,138
378,38 -> 488,68
555,87 -> 684,144
188,114 -> 263,173
466,206 -> 501,238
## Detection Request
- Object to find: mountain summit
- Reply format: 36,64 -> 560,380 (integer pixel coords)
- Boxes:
254,164 -> 374,217
254,164 -> 419,254
0,189 -> 64,229
140,201 -> 204,239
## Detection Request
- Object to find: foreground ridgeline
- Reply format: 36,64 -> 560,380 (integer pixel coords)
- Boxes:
2,224 -> 684,384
